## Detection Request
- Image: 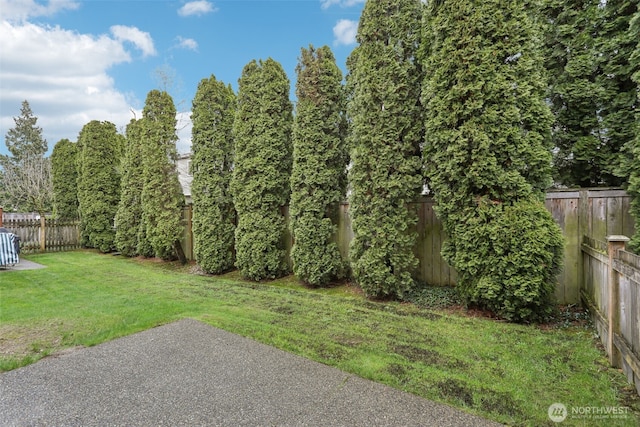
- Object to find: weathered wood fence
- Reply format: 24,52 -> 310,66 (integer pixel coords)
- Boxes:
0,217 -> 82,253
180,188 -> 635,305
582,235 -> 640,395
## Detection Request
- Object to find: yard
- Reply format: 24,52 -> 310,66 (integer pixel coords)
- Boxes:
0,250 -> 638,426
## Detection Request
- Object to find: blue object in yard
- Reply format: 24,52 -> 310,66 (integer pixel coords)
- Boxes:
0,231 -> 19,267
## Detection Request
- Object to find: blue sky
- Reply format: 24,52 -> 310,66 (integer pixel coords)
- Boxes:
0,0 -> 364,155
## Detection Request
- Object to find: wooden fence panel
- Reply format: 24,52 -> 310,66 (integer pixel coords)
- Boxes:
546,192 -> 581,304
1,218 -> 81,254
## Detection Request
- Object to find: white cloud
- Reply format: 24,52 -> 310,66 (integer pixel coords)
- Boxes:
320,0 -> 364,10
0,20 -> 142,147
0,0 -> 80,21
333,19 -> 358,46
110,25 -> 156,57
175,36 -> 198,51
178,1 -> 217,17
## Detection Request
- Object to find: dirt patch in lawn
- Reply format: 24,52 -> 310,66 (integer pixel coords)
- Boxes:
0,323 -> 64,357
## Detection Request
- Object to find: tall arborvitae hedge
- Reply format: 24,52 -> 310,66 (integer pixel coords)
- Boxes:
542,0 -> 606,187
231,58 -> 293,280
624,9 -> 640,252
290,45 -> 348,286
114,118 -> 144,257
51,138 -> 78,219
597,0 -> 637,186
139,90 -> 184,260
76,120 -> 122,252
423,0 -> 564,322
346,0 -> 424,298
191,75 -> 237,274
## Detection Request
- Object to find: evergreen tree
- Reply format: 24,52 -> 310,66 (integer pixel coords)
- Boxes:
597,0 -> 638,186
114,119 -> 145,257
346,0 -> 424,298
191,76 -> 237,274
4,100 -> 47,160
542,0 -> 608,187
290,45 -> 348,286
139,90 -> 185,260
1,100 -> 49,212
423,0 -> 564,322
231,58 -> 293,280
623,9 -> 640,251
51,138 -> 78,219
76,121 -> 122,252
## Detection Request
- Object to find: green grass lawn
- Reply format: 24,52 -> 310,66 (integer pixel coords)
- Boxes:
1,250 -> 638,426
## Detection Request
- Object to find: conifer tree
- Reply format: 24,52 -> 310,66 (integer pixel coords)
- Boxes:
623,9 -> 640,251
597,0 -> 638,186
542,0 -> 607,186
231,59 -> 293,280
51,138 -> 78,219
423,0 -> 564,322
4,100 -> 47,161
115,119 -> 144,257
1,100 -> 49,212
191,76 -> 237,274
139,90 -> 184,260
346,0 -> 424,298
290,45 -> 348,286
76,120 -> 122,252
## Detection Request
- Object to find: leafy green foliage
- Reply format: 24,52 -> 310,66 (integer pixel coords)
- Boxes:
51,139 -> 79,219
115,119 -> 145,257
76,121 -> 122,252
542,0 -> 611,187
423,0 -> 564,322
231,59 -> 293,280
139,90 -> 184,260
624,9 -> 640,252
1,100 -> 49,212
290,45 -> 348,286
446,199 -> 564,322
597,0 -> 637,186
4,100 -> 47,161
346,0 -> 424,298
191,75 -> 237,273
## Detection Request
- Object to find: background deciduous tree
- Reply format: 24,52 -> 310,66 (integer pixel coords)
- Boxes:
191,75 -> 237,274
231,58 -> 293,280
290,45 -> 348,286
346,0 -> 424,298
1,100 -> 50,213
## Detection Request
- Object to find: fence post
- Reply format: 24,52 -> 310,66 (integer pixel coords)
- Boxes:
0,206 -> 3,227
606,235 -> 629,367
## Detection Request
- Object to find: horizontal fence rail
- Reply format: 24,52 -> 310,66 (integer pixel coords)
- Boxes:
1,218 -> 82,254
582,236 -> 640,396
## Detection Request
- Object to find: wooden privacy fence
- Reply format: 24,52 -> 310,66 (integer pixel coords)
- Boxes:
181,188 -> 634,305
1,217 -> 81,254
582,236 -> 640,395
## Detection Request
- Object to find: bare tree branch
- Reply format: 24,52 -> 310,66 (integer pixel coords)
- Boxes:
2,155 -> 53,214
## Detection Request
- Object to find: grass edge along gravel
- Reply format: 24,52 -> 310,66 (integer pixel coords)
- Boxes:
0,251 -> 638,426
